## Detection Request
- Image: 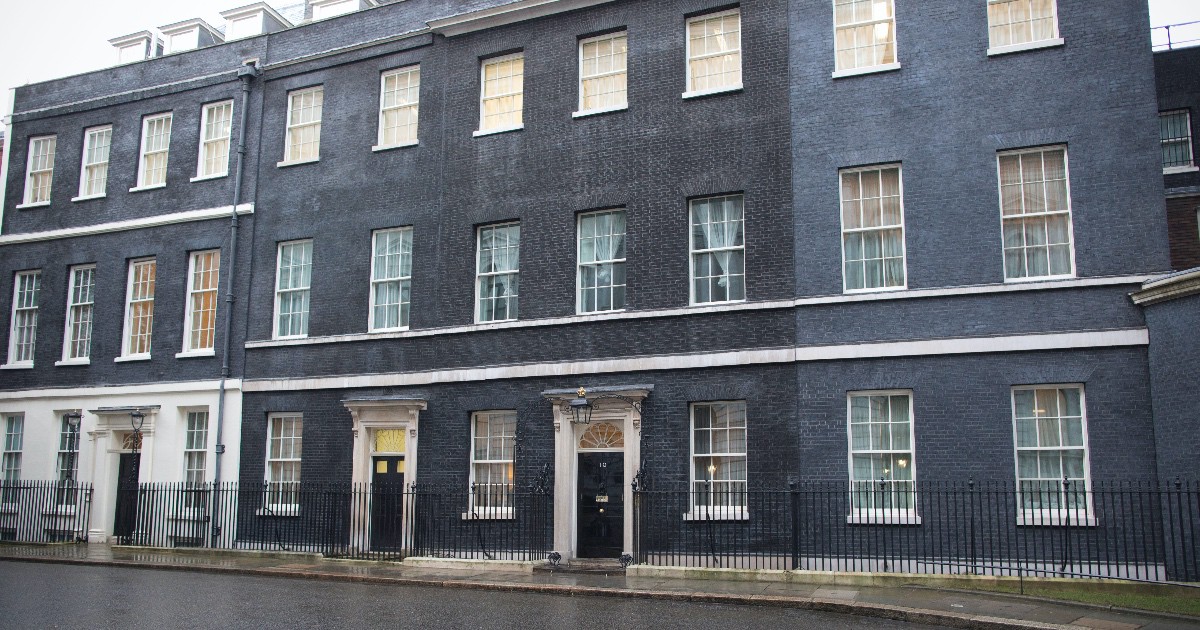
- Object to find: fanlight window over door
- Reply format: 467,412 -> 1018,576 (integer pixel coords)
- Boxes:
579,422 -> 624,450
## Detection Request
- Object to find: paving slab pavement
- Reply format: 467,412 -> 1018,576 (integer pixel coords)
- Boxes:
0,543 -> 1196,630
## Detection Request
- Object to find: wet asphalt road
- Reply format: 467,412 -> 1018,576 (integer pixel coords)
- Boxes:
0,561 -> 946,629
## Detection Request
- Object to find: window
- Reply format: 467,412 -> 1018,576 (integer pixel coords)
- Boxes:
62,265 -> 95,362
578,209 -> 627,313
690,195 -> 745,304
478,53 -> 524,134
998,147 -> 1074,280
476,223 -> 520,322
690,402 -> 747,517
226,15 -> 260,40
266,414 -> 302,509
283,87 -> 323,164
577,32 -> 628,114
1012,385 -> 1091,523
469,411 -> 515,514
21,136 -> 56,206
136,113 -> 172,189
2,415 -> 22,487
183,250 -> 220,353
370,228 -> 413,331
184,410 -> 209,486
78,126 -> 112,198
987,0 -> 1059,52
685,9 -> 742,97
56,414 -> 81,505
840,165 -> 906,291
848,392 -> 916,521
377,66 -> 420,149
274,241 -> 312,339
833,0 -> 897,74
198,101 -> 233,179
122,259 -> 156,358
312,0 -> 356,20
1160,110 -> 1195,172
6,271 -> 41,366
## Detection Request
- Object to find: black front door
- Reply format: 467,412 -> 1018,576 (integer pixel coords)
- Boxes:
371,456 -> 405,550
113,452 -> 140,542
577,452 -> 624,558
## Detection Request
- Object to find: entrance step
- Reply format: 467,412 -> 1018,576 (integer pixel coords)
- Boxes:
533,557 -> 627,576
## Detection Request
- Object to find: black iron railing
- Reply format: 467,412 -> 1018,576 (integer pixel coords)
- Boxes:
128,482 -> 551,562
0,480 -> 93,544
634,480 -> 1200,584
1153,21 -> 1200,51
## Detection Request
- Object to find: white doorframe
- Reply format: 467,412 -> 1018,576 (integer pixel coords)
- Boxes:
343,397 -> 426,552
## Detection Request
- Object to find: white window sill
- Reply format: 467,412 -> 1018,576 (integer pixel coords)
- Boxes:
461,510 -> 514,521
987,38 -> 1065,57
846,513 -> 922,525
689,299 -> 747,308
572,105 -> 628,119
15,201 -> 50,210
1003,273 -> 1076,284
683,509 -> 749,522
129,183 -> 166,193
369,326 -> 410,334
682,84 -> 743,100
576,308 -> 626,317
114,354 -> 151,363
473,124 -> 524,138
831,62 -> 901,79
55,358 -> 91,367
277,158 -> 319,168
1163,165 -> 1199,175
372,141 -> 418,152
843,284 -> 907,295
42,507 -> 77,517
190,173 -> 228,182
0,362 -> 34,370
71,193 -> 106,203
175,349 -> 216,359
1017,514 -> 1097,527
273,334 -> 309,341
474,318 -> 518,325
170,508 -> 209,520
257,506 -> 300,517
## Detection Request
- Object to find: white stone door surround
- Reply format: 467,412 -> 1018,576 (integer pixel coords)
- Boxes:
86,405 -> 160,542
543,385 -> 651,560
343,396 -> 426,552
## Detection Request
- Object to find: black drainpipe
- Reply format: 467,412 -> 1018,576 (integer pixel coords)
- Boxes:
212,61 -> 259,544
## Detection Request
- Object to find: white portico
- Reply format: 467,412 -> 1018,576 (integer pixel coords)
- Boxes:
542,385 -> 651,560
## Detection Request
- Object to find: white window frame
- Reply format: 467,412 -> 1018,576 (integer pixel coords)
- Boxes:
689,194 -> 746,305
846,390 -> 918,524
839,164 -> 907,293
575,31 -> 629,117
687,401 -> 748,521
1160,110 -> 1197,174
264,413 -> 303,514
986,0 -> 1063,56
475,52 -> 525,137
475,222 -> 521,323
120,258 -> 156,360
274,240 -> 313,340
60,265 -> 96,365
683,8 -> 743,99
996,146 -> 1076,282
467,410 -> 516,519
1011,384 -> 1094,526
831,0 -> 901,78
183,409 -> 209,487
369,227 -> 413,332
133,113 -> 172,191
195,100 -> 233,180
280,86 -> 324,166
19,135 -> 56,208
577,208 -> 627,314
374,66 -> 420,150
5,271 -> 41,368
75,126 -> 112,200
311,0 -> 357,20
181,250 -> 220,356
2,414 -> 23,492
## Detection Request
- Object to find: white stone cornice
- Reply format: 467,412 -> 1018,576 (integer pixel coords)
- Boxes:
1130,267 -> 1200,306
0,204 -> 253,245
428,0 -> 617,37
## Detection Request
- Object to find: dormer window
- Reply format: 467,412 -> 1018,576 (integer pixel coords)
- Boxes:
310,0 -> 377,20
109,31 -> 161,65
221,3 -> 294,40
159,19 -> 224,55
